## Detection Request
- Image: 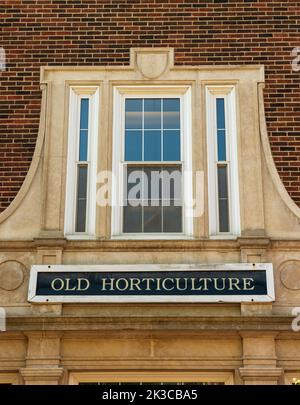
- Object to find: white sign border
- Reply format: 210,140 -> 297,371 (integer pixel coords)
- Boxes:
28,263 -> 275,303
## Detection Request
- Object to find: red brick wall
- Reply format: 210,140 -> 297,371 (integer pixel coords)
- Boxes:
1,0 -> 300,212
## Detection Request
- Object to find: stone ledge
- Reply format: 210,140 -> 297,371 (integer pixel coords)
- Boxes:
5,315 -> 295,332
20,367 -> 64,385
239,367 -> 283,379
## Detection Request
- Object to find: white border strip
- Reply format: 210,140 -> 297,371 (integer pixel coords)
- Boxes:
28,263 -> 275,304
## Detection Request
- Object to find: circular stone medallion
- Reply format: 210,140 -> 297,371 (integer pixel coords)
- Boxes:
0,260 -> 25,291
280,260 -> 300,291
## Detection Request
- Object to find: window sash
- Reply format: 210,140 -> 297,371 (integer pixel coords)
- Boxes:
123,164 -> 183,233
123,97 -> 182,234
206,86 -> 240,237
112,87 -> 193,239
64,87 -> 99,238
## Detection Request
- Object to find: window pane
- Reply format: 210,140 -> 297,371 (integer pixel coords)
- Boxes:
144,130 -> 161,161
144,205 -> 162,233
217,165 -> 228,198
79,98 -> 89,161
125,99 -> 142,129
76,165 -> 88,232
127,166 -> 161,204
217,129 -> 226,161
125,130 -> 142,161
216,98 -> 225,129
217,166 -> 229,232
79,129 -> 88,161
80,98 -> 89,130
144,166 -> 162,201
162,166 -> 182,201
144,98 -> 161,129
163,130 -> 180,161
218,199 -> 229,232
163,206 -> 182,232
126,167 -> 143,200
123,205 -> 142,233
163,98 -> 180,129
123,165 -> 182,233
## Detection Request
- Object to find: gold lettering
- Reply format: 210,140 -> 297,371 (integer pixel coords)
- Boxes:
243,278 -> 255,291
162,278 -> 175,291
191,278 -> 201,290
101,278 -> 115,291
51,278 -> 64,291
156,278 -> 162,291
175,278 -> 189,291
141,278 -> 155,291
77,278 -> 90,291
228,278 -> 241,291
213,278 -> 226,291
129,278 -> 141,291
199,278 -> 212,291
115,278 -> 129,291
65,278 -> 76,291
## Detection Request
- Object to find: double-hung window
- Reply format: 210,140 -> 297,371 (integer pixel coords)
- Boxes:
64,86 -> 99,238
112,86 -> 193,239
206,86 -> 240,237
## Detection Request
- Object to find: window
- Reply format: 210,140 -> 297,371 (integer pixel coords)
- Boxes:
64,86 -> 99,238
64,83 -> 240,240
206,86 -> 240,237
112,86 -> 193,239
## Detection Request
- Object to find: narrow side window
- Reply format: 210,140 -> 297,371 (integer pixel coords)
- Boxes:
65,87 -> 99,237
206,86 -> 240,237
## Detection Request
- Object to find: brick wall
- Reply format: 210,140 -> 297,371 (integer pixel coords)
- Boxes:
1,0 -> 300,212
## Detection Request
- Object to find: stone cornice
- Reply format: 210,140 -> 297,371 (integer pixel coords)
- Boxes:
1,238 -> 300,252
5,315 -> 296,333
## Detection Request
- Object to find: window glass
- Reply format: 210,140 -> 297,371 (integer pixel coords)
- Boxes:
123,97 -> 182,234
125,99 -> 143,129
163,130 -> 180,161
75,98 -> 90,232
216,98 -> 229,232
125,130 -> 142,161
76,165 -> 88,232
79,98 -> 89,161
124,165 -> 182,233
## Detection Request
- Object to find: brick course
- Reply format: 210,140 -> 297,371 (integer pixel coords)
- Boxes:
1,0 -> 300,211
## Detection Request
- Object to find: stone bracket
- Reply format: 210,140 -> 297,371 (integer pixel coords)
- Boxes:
239,367 -> 283,385
20,367 -> 64,385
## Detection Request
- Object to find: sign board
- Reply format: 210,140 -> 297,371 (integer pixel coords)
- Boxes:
28,263 -> 275,303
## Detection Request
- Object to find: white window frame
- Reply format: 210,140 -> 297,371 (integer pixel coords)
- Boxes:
64,86 -> 99,239
206,85 -> 240,238
111,85 -> 193,240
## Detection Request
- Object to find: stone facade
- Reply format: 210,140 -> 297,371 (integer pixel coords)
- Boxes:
0,46 -> 300,385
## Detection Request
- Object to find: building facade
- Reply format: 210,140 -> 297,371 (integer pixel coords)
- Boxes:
0,1 -> 300,385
